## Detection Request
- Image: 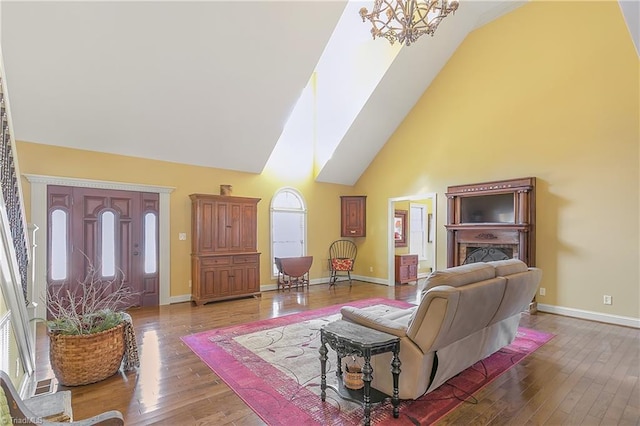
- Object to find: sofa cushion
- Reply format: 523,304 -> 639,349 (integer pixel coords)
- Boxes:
424,262 -> 496,290
489,268 -> 542,324
340,305 -> 412,337
491,258 -> 528,276
429,277 -> 507,350
331,258 -> 353,271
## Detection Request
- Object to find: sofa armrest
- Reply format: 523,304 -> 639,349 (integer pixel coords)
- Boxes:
340,306 -> 408,337
45,411 -> 124,426
70,411 -> 124,426
23,391 -> 72,422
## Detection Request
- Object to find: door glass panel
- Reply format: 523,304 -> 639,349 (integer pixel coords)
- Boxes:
50,209 -> 67,280
410,205 -> 427,259
144,213 -> 157,274
101,211 -> 116,277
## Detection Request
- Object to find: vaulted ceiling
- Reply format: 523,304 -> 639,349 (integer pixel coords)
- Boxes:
1,1 -> 637,185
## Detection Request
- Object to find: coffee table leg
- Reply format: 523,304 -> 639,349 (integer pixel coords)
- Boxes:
319,334 -> 328,402
362,354 -> 373,426
335,344 -> 343,379
391,344 -> 401,418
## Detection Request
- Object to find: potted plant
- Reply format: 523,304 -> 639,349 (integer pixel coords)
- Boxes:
46,265 -> 139,386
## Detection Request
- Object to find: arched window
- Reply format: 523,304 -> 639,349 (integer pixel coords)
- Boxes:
270,188 -> 307,276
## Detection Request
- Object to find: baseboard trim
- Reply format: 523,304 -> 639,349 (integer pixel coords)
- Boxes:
169,294 -> 192,304
170,275 -> 393,303
260,276 -> 392,291
260,278 -> 328,292
351,274 -> 391,286
537,303 -> 640,329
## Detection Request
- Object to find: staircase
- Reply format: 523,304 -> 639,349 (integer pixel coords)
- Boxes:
0,55 -> 36,396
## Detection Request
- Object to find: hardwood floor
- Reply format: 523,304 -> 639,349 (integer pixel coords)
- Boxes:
35,281 -> 639,425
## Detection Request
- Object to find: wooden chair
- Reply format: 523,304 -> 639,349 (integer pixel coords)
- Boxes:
0,370 -> 124,425
275,256 -> 313,290
328,240 -> 357,287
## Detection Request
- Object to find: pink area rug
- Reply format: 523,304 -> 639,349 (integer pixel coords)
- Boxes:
181,298 -> 553,425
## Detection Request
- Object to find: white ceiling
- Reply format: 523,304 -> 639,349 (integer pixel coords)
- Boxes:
2,1 -> 529,185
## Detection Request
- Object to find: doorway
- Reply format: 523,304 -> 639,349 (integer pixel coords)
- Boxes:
47,185 -> 159,307
26,174 -> 173,320
387,193 -> 437,286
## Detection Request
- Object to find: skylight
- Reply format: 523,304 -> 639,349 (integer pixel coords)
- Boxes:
265,1 -> 402,180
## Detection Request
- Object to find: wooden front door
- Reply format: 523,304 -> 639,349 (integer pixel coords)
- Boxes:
47,185 -> 160,307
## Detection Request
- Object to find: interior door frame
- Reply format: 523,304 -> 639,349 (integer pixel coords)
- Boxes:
387,192 -> 437,286
25,174 -> 174,320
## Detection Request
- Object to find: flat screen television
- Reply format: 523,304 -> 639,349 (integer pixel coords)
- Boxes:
460,193 -> 514,223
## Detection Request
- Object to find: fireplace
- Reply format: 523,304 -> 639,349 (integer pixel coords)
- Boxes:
462,246 -> 514,264
453,229 -> 522,266
445,177 -> 536,268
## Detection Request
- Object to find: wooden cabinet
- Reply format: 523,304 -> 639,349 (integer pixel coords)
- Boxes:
395,254 -> 418,284
190,194 -> 261,305
191,195 -> 257,254
341,196 -> 366,237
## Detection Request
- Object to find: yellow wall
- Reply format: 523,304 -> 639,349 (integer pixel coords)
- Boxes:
16,141 -> 354,297
354,1 -> 639,318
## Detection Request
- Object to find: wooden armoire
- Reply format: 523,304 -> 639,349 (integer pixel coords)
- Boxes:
190,194 -> 261,305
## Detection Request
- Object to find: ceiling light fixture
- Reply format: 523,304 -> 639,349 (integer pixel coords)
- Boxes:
360,0 -> 459,46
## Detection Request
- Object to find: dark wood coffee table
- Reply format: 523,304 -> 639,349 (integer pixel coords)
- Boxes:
319,320 -> 401,425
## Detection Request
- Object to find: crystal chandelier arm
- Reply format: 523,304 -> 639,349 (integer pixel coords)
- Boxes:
360,0 -> 460,46
360,0 -> 408,43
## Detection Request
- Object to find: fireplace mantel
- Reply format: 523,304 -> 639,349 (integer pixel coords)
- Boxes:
445,177 -> 536,268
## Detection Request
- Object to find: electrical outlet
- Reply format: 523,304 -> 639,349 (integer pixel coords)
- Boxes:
189,280 -> 192,288
603,295 -> 612,305
369,266 -> 373,272
539,287 -> 546,296
179,232 -> 187,241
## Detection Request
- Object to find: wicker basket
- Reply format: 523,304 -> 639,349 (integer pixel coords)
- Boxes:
344,362 -> 364,390
48,322 -> 126,386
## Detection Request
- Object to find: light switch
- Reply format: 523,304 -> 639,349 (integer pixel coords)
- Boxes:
178,233 -> 187,241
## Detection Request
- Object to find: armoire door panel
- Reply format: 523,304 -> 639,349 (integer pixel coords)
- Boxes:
199,201 -> 215,252
214,202 -> 230,252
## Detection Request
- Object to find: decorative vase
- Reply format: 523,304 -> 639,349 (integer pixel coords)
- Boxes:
220,185 -> 232,196
48,322 -> 126,386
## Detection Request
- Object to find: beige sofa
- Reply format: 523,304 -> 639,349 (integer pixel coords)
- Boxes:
340,259 -> 541,400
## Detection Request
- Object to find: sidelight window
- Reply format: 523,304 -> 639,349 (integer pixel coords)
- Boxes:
101,211 -> 116,277
144,212 -> 157,274
50,209 -> 68,281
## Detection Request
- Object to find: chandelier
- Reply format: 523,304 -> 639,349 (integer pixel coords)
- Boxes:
360,0 -> 460,46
